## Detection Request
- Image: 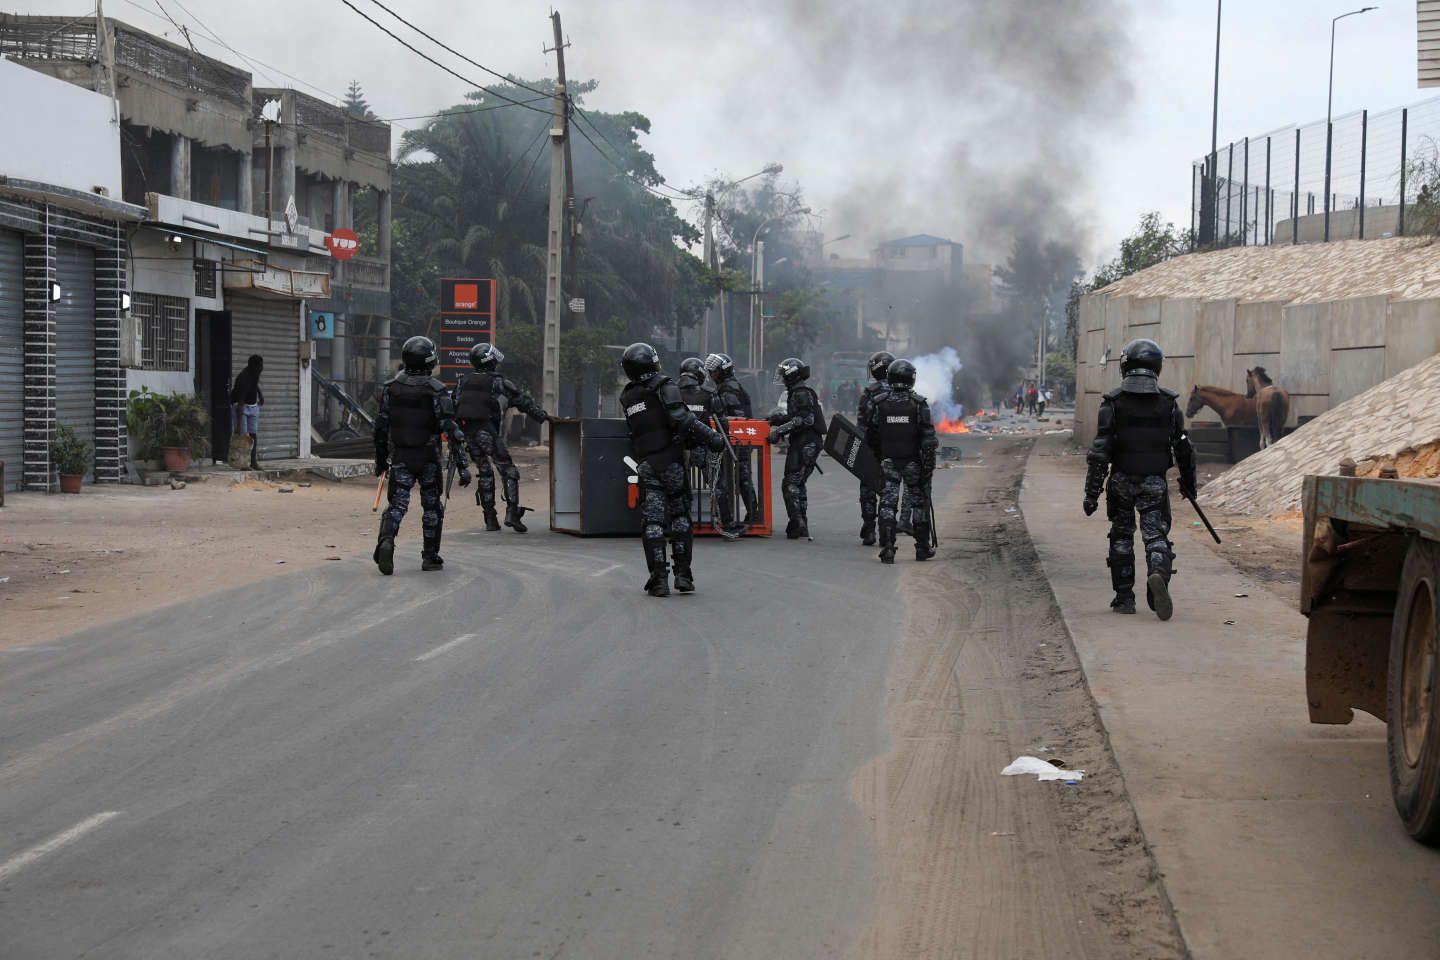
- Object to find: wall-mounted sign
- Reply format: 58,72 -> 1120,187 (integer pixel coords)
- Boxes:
325,228 -> 359,261
310,309 -> 336,340
438,278 -> 497,386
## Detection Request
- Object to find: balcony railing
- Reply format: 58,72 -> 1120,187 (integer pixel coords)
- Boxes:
335,256 -> 389,292
256,89 -> 391,159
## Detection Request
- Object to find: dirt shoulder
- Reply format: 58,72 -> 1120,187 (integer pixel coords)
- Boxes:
0,448 -> 550,649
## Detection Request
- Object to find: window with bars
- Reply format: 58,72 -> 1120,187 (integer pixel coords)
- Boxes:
133,292 -> 190,371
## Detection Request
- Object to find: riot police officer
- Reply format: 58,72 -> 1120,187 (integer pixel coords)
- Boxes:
856,350 -> 894,545
864,358 -> 938,563
619,343 -> 726,597
704,352 -> 759,529
1083,338 -> 1197,619
373,336 -> 471,575
453,342 -> 548,533
768,357 -> 825,540
678,356 -> 738,535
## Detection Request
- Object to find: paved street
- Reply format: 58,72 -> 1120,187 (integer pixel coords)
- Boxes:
0,439 -> 1178,959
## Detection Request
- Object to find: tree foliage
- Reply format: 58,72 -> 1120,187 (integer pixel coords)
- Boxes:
1064,212 -> 1188,356
344,80 -> 376,120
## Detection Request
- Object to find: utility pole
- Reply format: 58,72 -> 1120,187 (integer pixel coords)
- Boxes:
541,12 -> 569,432
94,1 -> 119,124
700,191 -> 715,354
1204,0 -> 1221,246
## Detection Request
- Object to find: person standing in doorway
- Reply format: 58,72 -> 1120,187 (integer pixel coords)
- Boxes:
230,354 -> 264,470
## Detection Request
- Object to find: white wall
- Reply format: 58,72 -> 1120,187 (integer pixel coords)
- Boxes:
126,232 -> 223,399
0,56 -> 122,198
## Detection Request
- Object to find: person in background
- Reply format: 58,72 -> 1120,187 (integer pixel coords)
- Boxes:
1037,387 -> 1049,418
230,354 -> 264,470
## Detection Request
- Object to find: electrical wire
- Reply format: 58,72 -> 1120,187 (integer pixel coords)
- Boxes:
338,0 -> 551,116
570,112 -> 691,202
362,0 -> 552,101
169,0 -> 345,103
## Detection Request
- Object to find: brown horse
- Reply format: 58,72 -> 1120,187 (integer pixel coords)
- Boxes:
1185,384 -> 1258,426
1245,367 -> 1291,449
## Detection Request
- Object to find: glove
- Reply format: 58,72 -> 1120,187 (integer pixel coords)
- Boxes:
706,431 -> 726,453
1083,497 -> 1098,516
458,468 -> 472,488
375,457 -> 388,476
767,412 -> 784,426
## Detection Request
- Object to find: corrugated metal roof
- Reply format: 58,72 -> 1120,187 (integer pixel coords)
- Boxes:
1421,0 -> 1440,87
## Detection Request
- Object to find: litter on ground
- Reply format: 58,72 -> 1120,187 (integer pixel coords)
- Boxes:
1002,756 -> 1085,782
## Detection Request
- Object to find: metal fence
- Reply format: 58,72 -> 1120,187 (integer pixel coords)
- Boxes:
1191,94 -> 1440,246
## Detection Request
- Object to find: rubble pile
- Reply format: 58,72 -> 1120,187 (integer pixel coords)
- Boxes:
1198,353 -> 1440,516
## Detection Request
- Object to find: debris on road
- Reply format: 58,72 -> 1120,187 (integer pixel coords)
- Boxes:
169,479 -> 186,491
1002,756 -> 1086,782
278,485 -> 295,494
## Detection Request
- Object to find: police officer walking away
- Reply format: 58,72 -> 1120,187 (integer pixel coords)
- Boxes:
1083,338 -> 1197,620
620,343 -> 726,597
865,359 -> 938,564
704,352 -> 759,529
373,336 -> 471,575
768,357 -> 826,540
856,350 -> 894,545
453,342 -> 549,533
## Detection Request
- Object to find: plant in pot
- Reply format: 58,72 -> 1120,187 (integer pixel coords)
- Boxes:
127,388 -> 211,473
50,424 -> 91,494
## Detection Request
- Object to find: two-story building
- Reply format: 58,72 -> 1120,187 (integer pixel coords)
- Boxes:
0,14 -> 392,479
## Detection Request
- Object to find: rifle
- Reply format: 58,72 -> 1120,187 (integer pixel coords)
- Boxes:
1183,490 -> 1222,544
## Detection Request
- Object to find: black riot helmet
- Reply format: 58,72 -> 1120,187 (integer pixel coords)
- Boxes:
679,357 -> 705,381
887,358 -> 917,390
703,352 -> 735,381
1119,338 -> 1164,377
621,342 -> 661,381
401,335 -> 438,374
868,350 -> 895,381
774,357 -> 810,388
469,342 -> 504,370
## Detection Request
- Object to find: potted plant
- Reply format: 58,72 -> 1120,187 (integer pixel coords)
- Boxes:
127,388 -> 210,472
50,424 -> 91,494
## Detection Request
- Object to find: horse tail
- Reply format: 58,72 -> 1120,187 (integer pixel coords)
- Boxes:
1265,388 -> 1288,445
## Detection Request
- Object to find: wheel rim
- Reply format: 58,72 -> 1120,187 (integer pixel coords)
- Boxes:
1400,577 -> 1437,769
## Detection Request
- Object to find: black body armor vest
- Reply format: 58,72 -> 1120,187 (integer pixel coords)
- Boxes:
876,392 -> 922,460
455,370 -> 500,423
787,385 -> 824,439
1110,390 -> 1176,476
718,379 -> 752,418
622,378 -> 678,461
387,377 -> 440,450
678,377 -> 711,419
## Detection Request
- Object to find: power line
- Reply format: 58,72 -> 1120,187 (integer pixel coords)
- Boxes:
338,0 -> 551,116
168,0 -> 344,102
570,111 -> 691,202
363,0 -> 552,101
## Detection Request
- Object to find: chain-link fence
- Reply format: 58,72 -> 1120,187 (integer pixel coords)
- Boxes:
1191,94 -> 1440,246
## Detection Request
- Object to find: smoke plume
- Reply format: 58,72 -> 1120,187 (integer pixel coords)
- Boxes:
912,348 -> 964,422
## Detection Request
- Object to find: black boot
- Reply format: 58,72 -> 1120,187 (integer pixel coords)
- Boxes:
483,504 -> 501,532
1110,593 -> 1136,614
671,532 -> 695,593
1145,541 -> 1174,621
373,516 -> 398,576
421,525 -> 444,571
914,523 -> 935,561
642,537 -> 670,597
878,520 -> 897,564
741,486 -> 760,527
504,501 -> 529,533
861,519 -> 876,546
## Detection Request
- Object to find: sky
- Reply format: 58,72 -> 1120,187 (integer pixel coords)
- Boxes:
8,0 -> 1430,271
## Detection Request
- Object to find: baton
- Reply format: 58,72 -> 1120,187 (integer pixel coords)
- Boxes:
1184,492 -> 1222,544
371,470 -> 387,512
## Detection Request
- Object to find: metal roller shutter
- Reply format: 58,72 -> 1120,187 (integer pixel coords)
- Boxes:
229,295 -> 299,461
55,242 -> 96,473
0,230 -> 21,491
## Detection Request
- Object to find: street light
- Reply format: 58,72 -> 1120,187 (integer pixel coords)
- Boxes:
750,204 -> 811,373
1324,5 -> 1377,241
697,162 -> 784,353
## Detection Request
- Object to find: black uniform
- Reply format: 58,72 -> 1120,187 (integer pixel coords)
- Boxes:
621,372 -> 724,595
453,369 -> 547,530
770,383 -> 825,539
856,378 -> 889,541
711,373 -> 759,527
678,369 -> 718,474
1084,368 -> 1196,617
865,387 -> 938,562
373,372 -> 469,572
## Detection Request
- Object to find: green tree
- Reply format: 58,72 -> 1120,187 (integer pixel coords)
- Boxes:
1065,212 -> 1188,356
344,80 -> 376,120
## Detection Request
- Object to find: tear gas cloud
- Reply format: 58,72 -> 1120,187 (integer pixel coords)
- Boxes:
911,348 -> 964,422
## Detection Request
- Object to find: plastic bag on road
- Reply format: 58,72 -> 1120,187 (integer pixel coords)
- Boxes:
1002,756 -> 1085,782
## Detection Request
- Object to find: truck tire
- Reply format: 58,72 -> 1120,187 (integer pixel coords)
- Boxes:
1387,538 -> 1440,845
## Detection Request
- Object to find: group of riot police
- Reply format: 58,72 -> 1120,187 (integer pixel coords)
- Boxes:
371,331 -> 1196,622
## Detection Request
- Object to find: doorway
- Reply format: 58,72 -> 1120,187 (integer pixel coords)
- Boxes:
195,309 -> 232,463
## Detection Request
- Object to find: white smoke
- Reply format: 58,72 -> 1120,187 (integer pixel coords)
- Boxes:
911,347 -> 964,423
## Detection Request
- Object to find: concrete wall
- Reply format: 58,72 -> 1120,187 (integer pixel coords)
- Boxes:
1074,288 -> 1440,447
0,58 -> 122,198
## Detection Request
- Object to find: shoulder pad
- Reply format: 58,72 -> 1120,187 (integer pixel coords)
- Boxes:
1103,387 -> 1123,401
1159,386 -> 1179,398
428,377 -> 447,392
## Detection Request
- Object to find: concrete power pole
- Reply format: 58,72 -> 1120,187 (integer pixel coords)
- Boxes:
541,12 -> 569,432
700,192 -> 715,354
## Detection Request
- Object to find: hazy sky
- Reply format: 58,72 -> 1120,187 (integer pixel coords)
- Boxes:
9,0 -> 1429,268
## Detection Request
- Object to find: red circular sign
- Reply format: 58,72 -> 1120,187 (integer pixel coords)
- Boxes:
325,228 -> 360,261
